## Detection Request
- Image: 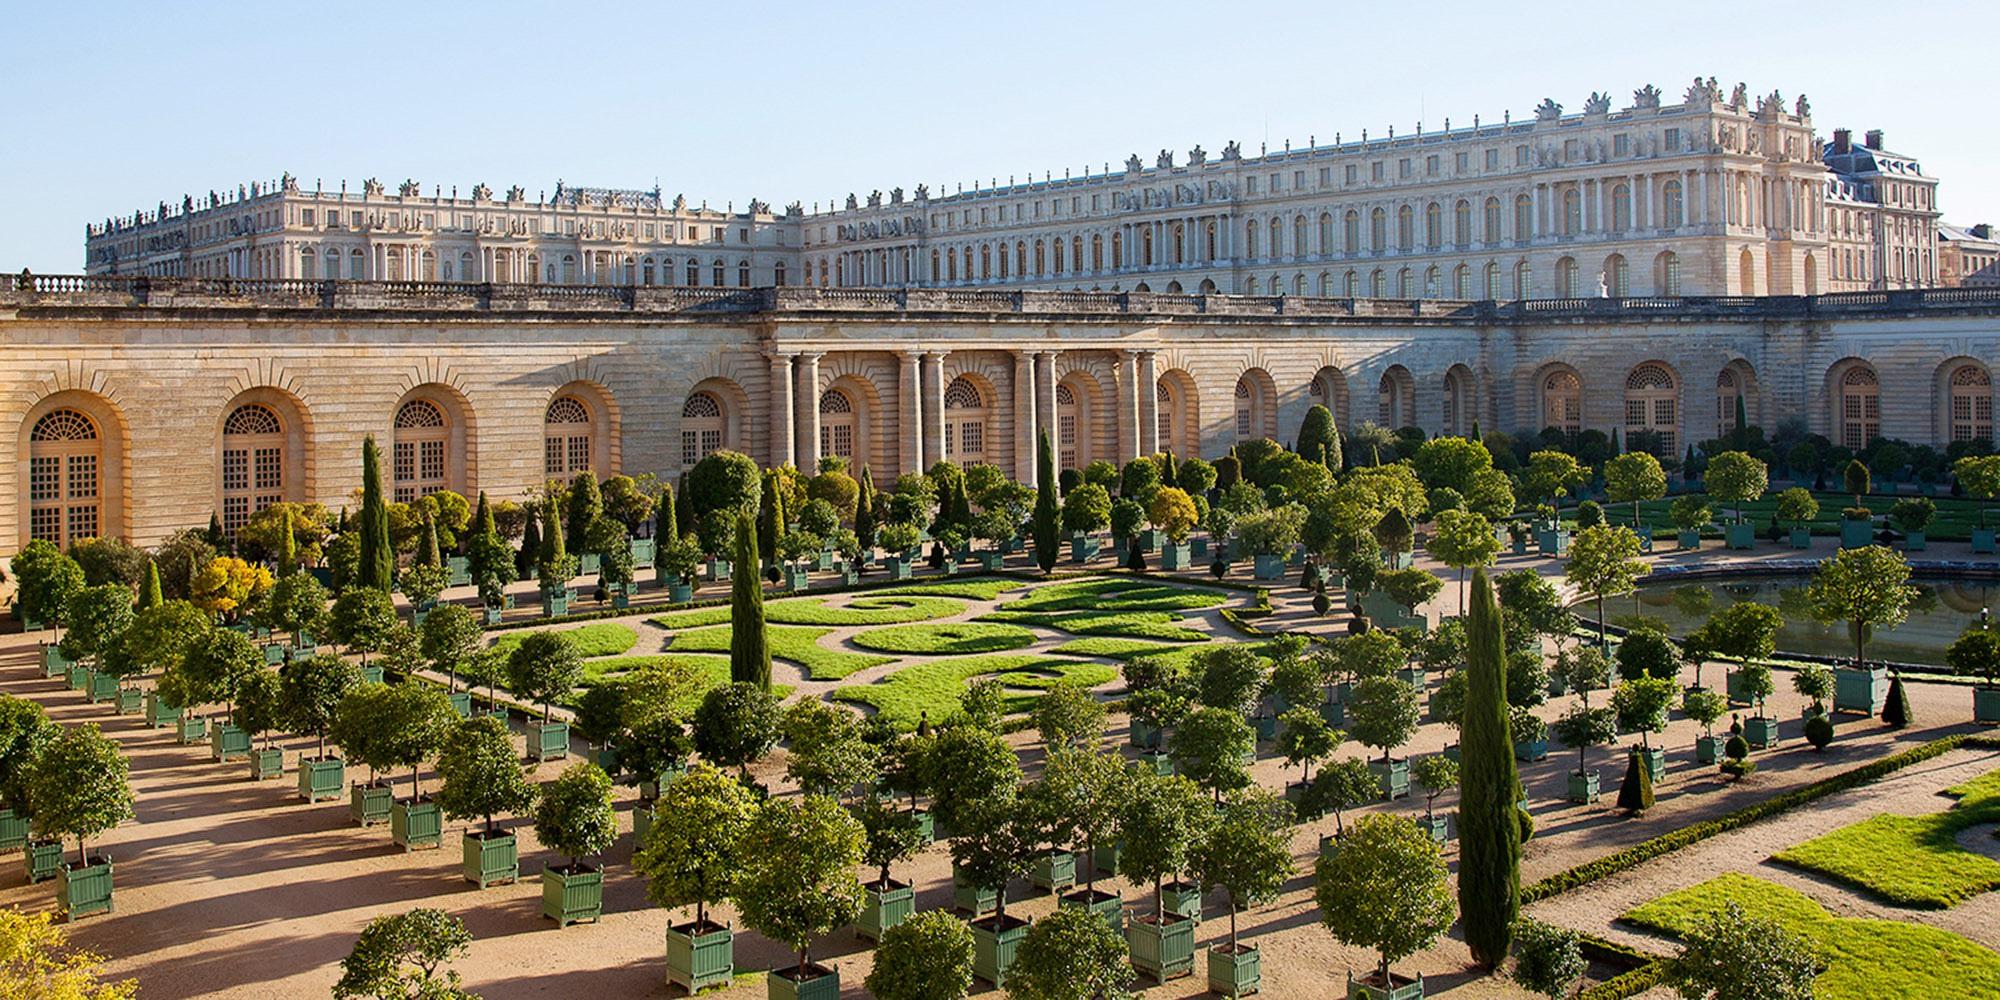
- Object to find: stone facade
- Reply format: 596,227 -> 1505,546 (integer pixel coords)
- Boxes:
4,274 -> 1999,555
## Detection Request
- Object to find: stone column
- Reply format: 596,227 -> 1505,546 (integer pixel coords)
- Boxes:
1117,350 -> 1140,464
1036,352 -> 1058,456
795,353 -> 822,473
898,351 -> 924,476
1014,351 -> 1038,484
767,353 -> 796,470
1138,351 -> 1161,456
922,352 -> 946,469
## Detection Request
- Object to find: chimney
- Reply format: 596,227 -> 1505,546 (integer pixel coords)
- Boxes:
1832,128 -> 1851,154
1864,129 -> 1884,150
1974,224 -> 1992,240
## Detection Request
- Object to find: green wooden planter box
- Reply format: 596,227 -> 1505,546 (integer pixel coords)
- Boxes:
391,798 -> 443,850
1127,913 -> 1196,983
541,591 -> 571,618
541,863 -> 603,926
855,879 -> 914,942
585,743 -> 620,776
66,665 -> 91,690
41,643 -> 72,676
177,713 -> 208,745
0,809 -> 27,852
1745,715 -> 1780,749
483,606 -> 504,625
1349,969 -> 1426,1000
1252,553 -> 1284,580
58,858 -> 113,921
1060,886 -> 1125,933
1139,750 -> 1175,776
462,830 -> 518,887
784,566 -> 810,591
89,671 -> 122,702
631,538 -> 657,569
1070,535 -> 1099,563
263,642 -> 286,664
446,555 -> 472,587
1840,519 -> 1875,548
953,868 -> 999,916
1974,528 -> 1998,554
25,839 -> 62,883
1833,666 -> 1886,715
1567,769 -> 1600,804
637,763 -> 687,800
1207,944 -> 1261,998
527,721 -> 569,762
447,691 -> 472,719
579,552 -> 601,575
1536,528 -> 1568,557
1696,735 -> 1721,764
210,724 -> 252,763
1905,530 -> 1927,551
1725,522 -> 1756,550
1678,529 -> 1701,550
768,964 -> 840,1000
633,803 -> 655,845
1092,839 -> 1123,877
1029,848 -> 1076,893
971,914 -> 1030,986
1416,814 -> 1449,843
667,581 -> 695,603
1975,686 -> 2000,724
1129,719 -> 1164,749
297,756 -> 344,802
1162,879 -> 1203,923
909,807 -> 934,843
1160,542 -> 1192,570
359,665 -> 384,685
1191,536 -> 1209,558
665,921 -> 734,992
1250,714 -> 1277,741
1636,746 -> 1667,783
1790,527 -> 1812,548
145,693 -> 181,728
1371,758 -> 1410,800
704,558 -> 731,582
113,687 -> 142,715
349,781 -> 393,826
248,747 -> 284,780
1511,535 -> 1531,556
293,629 -> 317,652
1725,669 -> 1755,707
1514,737 -> 1548,762
1320,697 -> 1346,727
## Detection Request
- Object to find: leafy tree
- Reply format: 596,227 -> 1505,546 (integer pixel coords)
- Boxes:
1773,487 -> 1819,531
1496,569 -> 1572,656
1030,747 -> 1128,895
587,518 -> 634,593
600,474 -> 657,533
1664,901 -> 1825,1000
1552,700 -> 1617,782
1339,629 -> 1408,683
25,723 -> 134,866
1006,905 -> 1136,1000
1116,772 -> 1213,921
372,682 -> 456,799
328,587 -> 399,664
1314,813 -> 1457,988
0,696 -> 58,821
1792,663 -> 1835,715
1347,675 -> 1419,765
563,471 -> 604,558
1615,627 -> 1679,682
1189,787 -> 1293,954
1429,509 -> 1500,607
1300,757 -> 1377,836
1379,567 -> 1443,616
1512,917 -> 1587,999
856,795 -> 927,889
1668,494 -> 1712,533
1194,643 -> 1268,714
435,716 -> 533,834
781,699 -> 877,798
1843,458 -> 1872,507
1411,753 -> 1459,826
334,908 -> 476,1000
1169,707 -> 1255,803
14,541 -> 85,636
258,573 -> 329,646
465,492 -> 517,608
1681,687 -> 1728,743
506,631 -> 583,721
234,667 -> 284,750
189,556 -> 274,622
634,764 -> 760,927
866,910 -> 975,1000
535,494 -> 578,591
418,603 -> 481,693
692,681 -> 782,780
1565,525 -> 1650,647
0,908 -> 137,999
948,793 -> 1038,923
735,794 -> 866,979
533,761 -> 618,873
1704,451 -> 1769,525
1298,404 -> 1341,472
958,677 -> 1008,731
1604,451 -> 1668,528
1948,621 -> 2000,689
358,436 -> 394,592
728,511 -> 770,688
1520,450 -> 1588,506
137,559 -> 163,610
1953,455 -> 2000,527
688,450 -> 762,520
1276,706 -> 1337,784
280,653 -> 363,760
69,536 -> 148,588
60,584 -> 132,673
927,725 -> 1022,834
1612,676 -> 1676,750
1701,602 -> 1782,692
1807,545 -> 1917,672
169,628 -> 263,718
1031,681 -> 1103,750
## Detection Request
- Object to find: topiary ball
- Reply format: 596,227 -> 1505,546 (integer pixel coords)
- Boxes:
1349,613 -> 1371,636
1312,591 -> 1333,617
1723,733 -> 1749,762
1804,713 -> 1834,750
1209,560 -> 1228,580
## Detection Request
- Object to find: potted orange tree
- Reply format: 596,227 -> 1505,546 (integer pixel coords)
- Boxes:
436,716 -> 533,887
533,762 -> 616,927
736,795 -> 865,1000
635,764 -> 760,992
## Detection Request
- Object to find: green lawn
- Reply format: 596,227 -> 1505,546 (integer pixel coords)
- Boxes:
851,622 -> 1038,656
1770,768 -> 2000,908
1001,577 -> 1229,613
667,624 -> 892,680
1047,637 -> 1187,660
649,595 -> 965,631
1622,873 -> 2000,998
831,654 -> 1119,730
874,577 -> 1021,601
981,608 -> 1210,642
488,622 -> 639,659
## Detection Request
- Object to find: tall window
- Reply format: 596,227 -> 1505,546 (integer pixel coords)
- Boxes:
392,400 -> 448,504
942,377 -> 987,463
1397,206 -> 1414,251
1624,363 -> 1679,456
1657,252 -> 1682,296
1543,370 -> 1581,432
1840,366 -> 1880,450
1370,209 -> 1386,252
1378,367 -> 1414,428
1562,188 -> 1582,235
1662,181 -> 1684,228
1716,369 -> 1743,439
543,396 -> 593,478
1442,368 -> 1469,436
1606,254 -> 1630,297
1611,185 -> 1632,232
1484,262 -> 1500,299
1425,203 -> 1442,249
1454,201 -> 1471,247
1344,211 -> 1360,254
221,403 -> 285,534
1234,379 -> 1255,441
1154,381 -> 1175,456
1514,196 -> 1533,243
1056,383 -> 1080,470
681,392 -> 723,468
819,389 -> 855,465
1484,198 -> 1501,244
1557,257 -> 1579,298
28,409 -> 100,546
1950,364 -> 1993,443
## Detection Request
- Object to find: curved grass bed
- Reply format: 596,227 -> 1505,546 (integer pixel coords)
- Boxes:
1770,768 -> 2000,908
651,594 -> 965,630
668,624 -> 891,680
851,622 -> 1037,656
874,578 -> 1019,601
560,654 -> 793,713
1622,873 -> 2000,998
489,622 -> 638,659
832,654 -> 1118,730
1048,637 -> 1187,660
1003,577 -> 1229,613
981,609 -> 1209,642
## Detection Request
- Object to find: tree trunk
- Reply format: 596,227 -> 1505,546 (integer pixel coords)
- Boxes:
77,835 -> 86,866
1229,902 -> 1239,950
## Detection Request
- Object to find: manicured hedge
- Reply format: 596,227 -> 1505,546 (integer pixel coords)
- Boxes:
1577,963 -> 1665,1000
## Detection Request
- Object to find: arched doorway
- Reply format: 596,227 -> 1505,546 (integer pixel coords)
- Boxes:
1946,362 -> 1993,444
392,398 -> 451,503
1624,362 -> 1679,456
27,408 -> 104,546
681,391 -> 726,469
818,388 -> 856,467
1234,369 -> 1277,443
943,376 -> 989,464
220,402 -> 289,535
1378,366 -> 1415,429
543,395 -> 596,480
1442,365 -> 1474,437
1836,364 -> 1880,450
1541,368 -> 1582,434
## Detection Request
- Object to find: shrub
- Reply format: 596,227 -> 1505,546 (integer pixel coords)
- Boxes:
1513,917 -> 1587,999
1615,750 -> 1654,813
866,910 -> 975,1000
1662,901 -> 1824,1000
1803,714 -> 1833,750
334,908 -> 474,1000
1006,906 -> 1136,1000
533,762 -> 617,870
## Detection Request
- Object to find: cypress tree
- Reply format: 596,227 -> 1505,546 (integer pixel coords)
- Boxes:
138,559 -> 163,610
417,514 -> 441,568
674,475 -> 695,538
655,479 -> 678,547
358,436 -> 394,592
336,506 -> 351,535
207,510 -> 226,548
758,471 -> 783,563
538,494 -> 568,589
1459,567 -> 1521,968
1160,451 -> 1178,488
1469,418 -> 1482,444
730,510 -> 770,689
518,506 -> 541,579
1032,430 -> 1060,575
277,509 -> 299,578
1322,422 -> 1344,471
854,466 -> 878,554
1609,427 -> 1622,455
565,471 -> 602,558
1297,404 -> 1337,467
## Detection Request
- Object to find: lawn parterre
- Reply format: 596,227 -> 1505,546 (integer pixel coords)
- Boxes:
998,577 -> 1230,613
849,622 -> 1037,656
561,654 -> 795,712
488,622 -> 638,659
980,608 -> 1210,641
831,654 -> 1117,730
1045,637 -> 1190,661
1622,874 -> 2000,998
1770,767 -> 2000,908
666,623 -> 891,680
649,594 -> 966,630
873,577 -> 1021,600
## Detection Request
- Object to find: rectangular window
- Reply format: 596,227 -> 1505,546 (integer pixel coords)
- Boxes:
1613,134 -> 1630,157
67,455 -> 96,500
1247,176 -> 1258,194
1371,162 -> 1385,182
1398,159 -> 1412,179
1486,149 -> 1500,170
1293,170 -> 1305,188
29,456 -> 58,502
351,212 -> 362,227
222,449 -> 249,492
68,505 -> 97,542
301,209 -> 315,227
223,496 -> 250,534
29,506 -> 60,543
1563,139 -> 1580,160
1318,167 -> 1330,185
1346,164 -> 1359,184
393,441 -> 415,486
545,438 -> 563,477
419,441 -> 444,484
1426,155 -> 1439,176
1455,152 -> 1469,173
1515,145 -> 1530,167
1269,173 -> 1281,190
568,436 -> 589,473
253,448 -> 282,490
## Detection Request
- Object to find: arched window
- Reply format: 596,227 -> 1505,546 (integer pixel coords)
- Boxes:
1294,216 -> 1308,258
738,260 -> 751,287
1516,260 -> 1532,299
681,392 -> 724,468
1454,200 -> 1471,247
1738,249 -> 1756,294
1839,366 -> 1880,450
544,396 -> 593,478
1344,211 -> 1361,254
221,403 -> 286,534
1056,383 -> 1080,470
1268,218 -> 1281,258
562,254 -> 579,284
1318,213 -> 1334,253
1370,209 -> 1387,252
1344,271 -> 1358,297
774,261 -> 787,287
1157,375 -> 1194,457
1378,367 -> 1415,428
1562,188 -> 1582,235
1398,268 -> 1413,299
299,247 -> 317,279
1542,370 -> 1581,433
1424,202 -> 1442,249
1803,254 -> 1819,295
1233,375 -> 1275,442
1484,261 -> 1501,299
1715,367 -> 1748,439
1949,364 -> 1993,443
1624,363 -> 1679,456
1442,367 -> 1471,437
1611,184 -> 1632,233
1605,254 -> 1629,297
28,409 -> 101,546
1245,277 -> 1260,295
712,259 -> 726,286
324,249 -> 341,280
1484,198 -> 1502,244
1141,228 -> 1154,267
1557,257 -> 1579,298
392,400 -> 449,504
1423,266 -> 1439,298
1662,181 -> 1684,229
1656,252 -> 1682,296
1244,223 -> 1258,261
1091,234 -> 1104,272
942,377 -> 987,463
350,248 -> 366,280
818,389 -> 856,464
1452,264 -> 1469,300
1111,232 -> 1123,269
1370,270 -> 1385,298
1513,195 -> 1533,243
1397,205 -> 1414,251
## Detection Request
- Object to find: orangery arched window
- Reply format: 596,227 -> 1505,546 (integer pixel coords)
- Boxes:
28,409 -> 101,546
544,396 -> 593,479
943,377 -> 988,464
221,403 -> 286,534
392,399 -> 449,504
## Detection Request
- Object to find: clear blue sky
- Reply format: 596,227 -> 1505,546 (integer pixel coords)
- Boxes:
4,0 -> 1996,272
